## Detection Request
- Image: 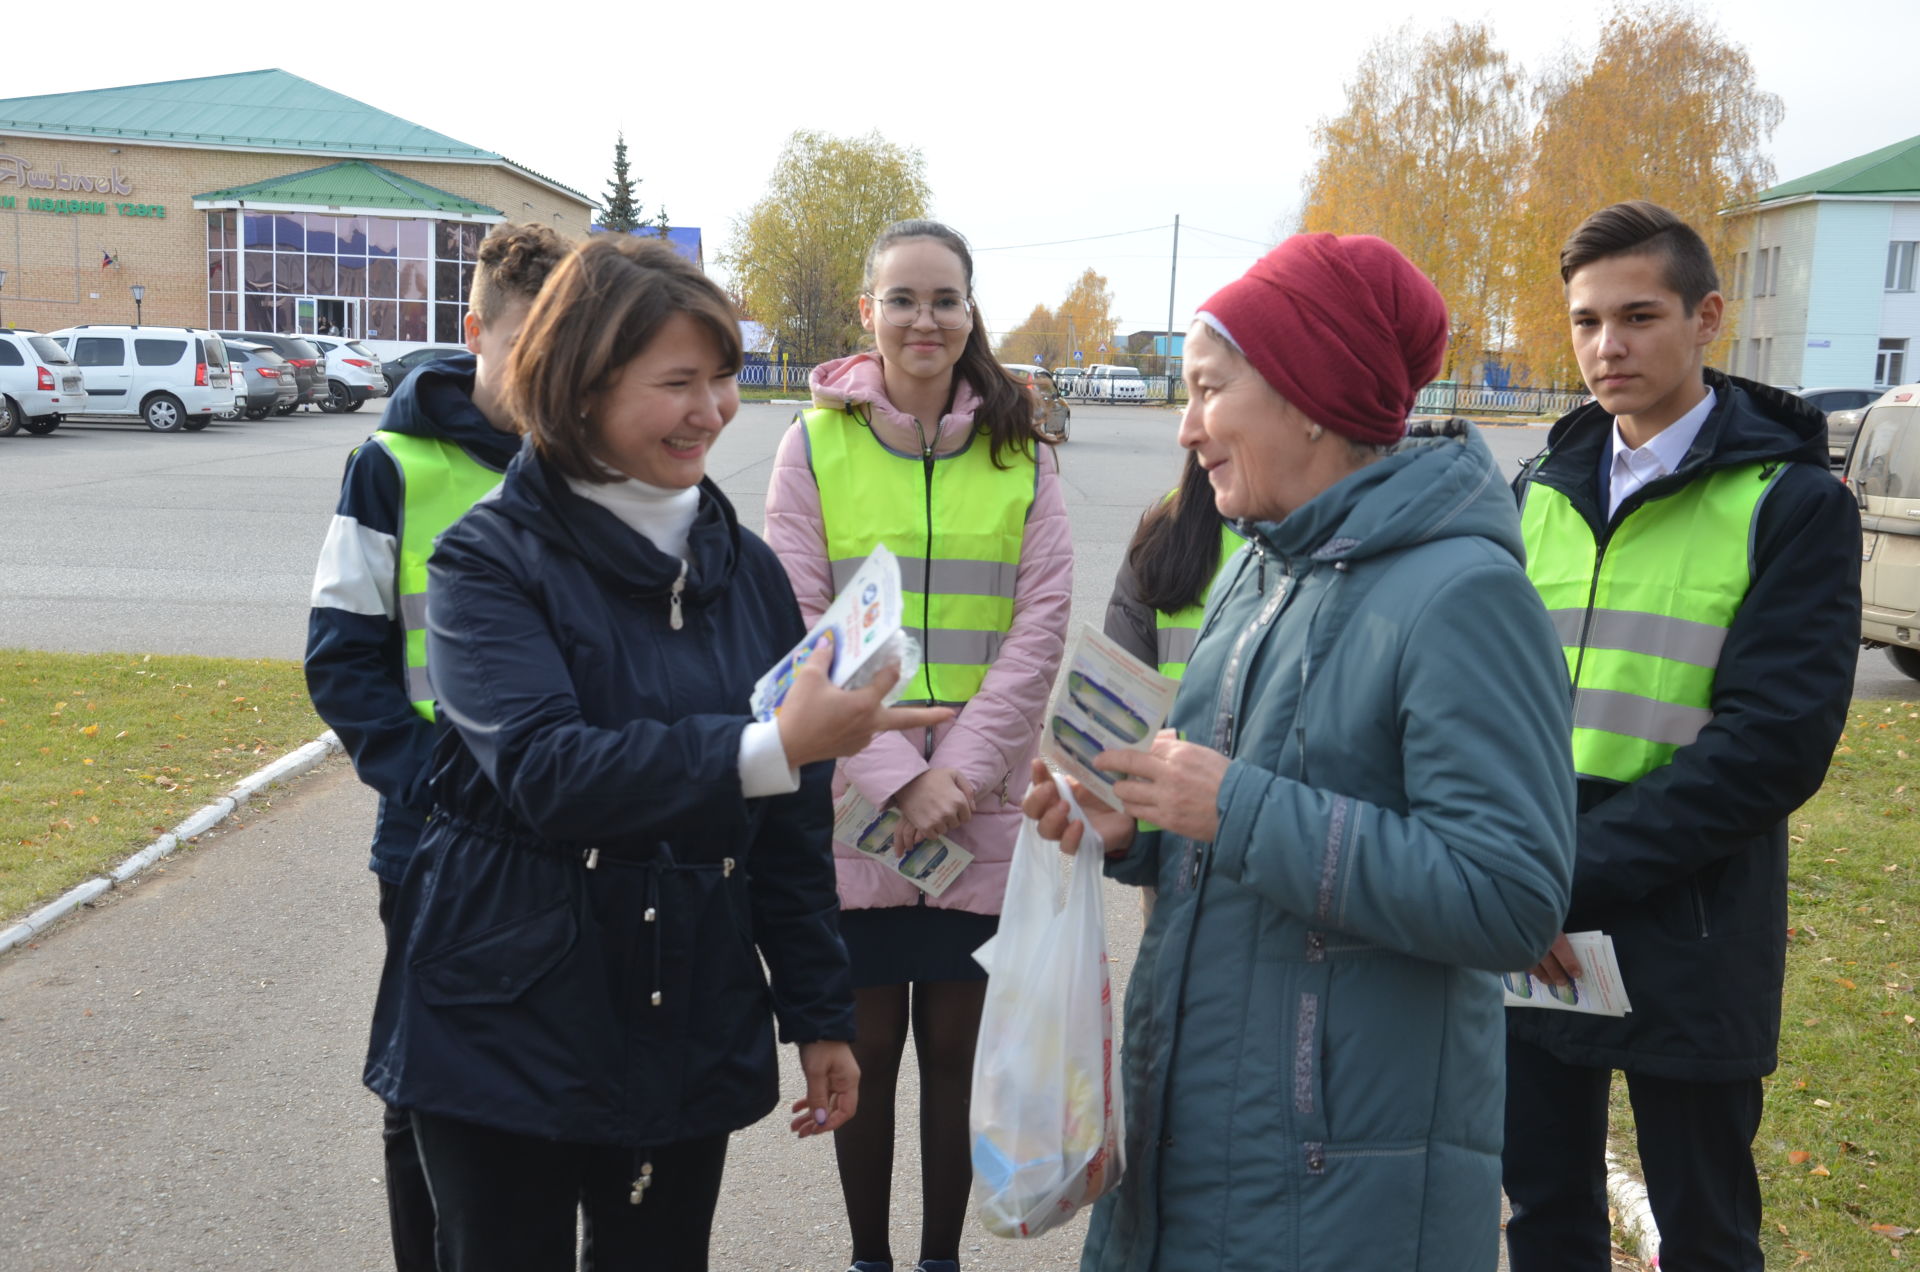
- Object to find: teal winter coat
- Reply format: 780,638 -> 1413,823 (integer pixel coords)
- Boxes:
1082,426 -> 1576,1272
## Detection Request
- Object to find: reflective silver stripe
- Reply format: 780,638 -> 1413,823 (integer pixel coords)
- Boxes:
923,628 -> 1004,665
400,591 -> 429,632
1156,626 -> 1199,666
1547,607 -> 1728,668
406,665 -> 433,703
1572,688 -> 1713,747
830,556 -> 1019,597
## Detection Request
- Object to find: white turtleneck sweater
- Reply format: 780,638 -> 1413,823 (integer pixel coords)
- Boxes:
565,472 -> 799,798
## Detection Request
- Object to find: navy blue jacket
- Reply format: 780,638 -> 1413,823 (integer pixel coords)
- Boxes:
304,355 -> 519,883
363,444 -> 853,1147
1510,371 -> 1861,1080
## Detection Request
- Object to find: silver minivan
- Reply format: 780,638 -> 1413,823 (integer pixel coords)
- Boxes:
1843,383 -> 1920,679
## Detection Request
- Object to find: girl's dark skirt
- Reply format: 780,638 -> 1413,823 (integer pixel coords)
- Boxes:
838,903 -> 999,988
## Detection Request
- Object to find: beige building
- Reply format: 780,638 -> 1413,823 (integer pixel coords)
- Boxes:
0,70 -> 593,343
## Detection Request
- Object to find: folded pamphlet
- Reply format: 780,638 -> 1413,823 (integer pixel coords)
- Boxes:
1038,625 -> 1180,809
1501,931 -> 1633,1017
832,788 -> 973,897
751,544 -> 917,721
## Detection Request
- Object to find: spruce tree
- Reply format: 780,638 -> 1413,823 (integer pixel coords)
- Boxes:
602,133 -> 642,233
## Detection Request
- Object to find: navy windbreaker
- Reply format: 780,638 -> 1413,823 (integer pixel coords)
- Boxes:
363,444 -> 853,1147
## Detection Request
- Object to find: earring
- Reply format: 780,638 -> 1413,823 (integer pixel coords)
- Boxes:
1307,423 -> 1324,441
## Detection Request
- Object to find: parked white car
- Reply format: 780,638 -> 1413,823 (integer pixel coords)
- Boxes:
0,328 -> 88,436
1078,363 -> 1148,403
48,324 -> 233,431
306,335 -> 390,413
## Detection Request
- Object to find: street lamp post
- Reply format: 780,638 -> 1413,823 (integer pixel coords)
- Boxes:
0,267 -> 8,329
131,284 -> 145,326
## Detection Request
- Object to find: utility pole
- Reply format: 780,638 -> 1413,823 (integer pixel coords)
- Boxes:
1165,215 -> 1180,383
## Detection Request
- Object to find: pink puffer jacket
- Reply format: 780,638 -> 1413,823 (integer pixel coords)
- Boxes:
763,353 -> 1073,915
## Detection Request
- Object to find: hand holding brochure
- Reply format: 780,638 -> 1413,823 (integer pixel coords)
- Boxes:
751,545 -> 919,721
1038,625 -> 1180,809
832,788 -> 973,897
1501,931 -> 1633,1017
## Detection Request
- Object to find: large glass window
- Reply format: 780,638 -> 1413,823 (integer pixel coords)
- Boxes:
1887,242 -> 1917,293
211,209 -> 493,339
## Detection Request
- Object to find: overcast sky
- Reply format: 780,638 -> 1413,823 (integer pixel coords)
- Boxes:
9,0 -> 1905,348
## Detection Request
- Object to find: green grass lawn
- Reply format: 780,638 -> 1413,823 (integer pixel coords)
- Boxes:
1609,697 -> 1920,1264
0,651 -> 322,922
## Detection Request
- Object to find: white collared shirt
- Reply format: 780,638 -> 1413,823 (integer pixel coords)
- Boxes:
1604,388 -> 1717,521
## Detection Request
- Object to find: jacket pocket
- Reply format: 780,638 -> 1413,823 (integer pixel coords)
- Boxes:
414,897 -> 578,1007
1296,1139 -> 1429,1267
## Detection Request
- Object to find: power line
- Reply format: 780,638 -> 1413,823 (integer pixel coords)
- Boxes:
1183,222 -> 1275,248
971,224 -> 1173,252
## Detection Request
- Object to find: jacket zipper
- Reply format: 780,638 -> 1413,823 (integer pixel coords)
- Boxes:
1689,879 -> 1710,938
667,559 -> 687,631
917,416 -> 937,750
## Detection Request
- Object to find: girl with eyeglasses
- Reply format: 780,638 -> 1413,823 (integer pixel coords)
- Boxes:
764,219 -> 1072,1272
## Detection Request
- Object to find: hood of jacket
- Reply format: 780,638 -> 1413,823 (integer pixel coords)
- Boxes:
382,352 -> 522,469
1534,369 -> 1827,494
482,444 -> 742,605
1246,420 -> 1521,569
808,351 -> 983,455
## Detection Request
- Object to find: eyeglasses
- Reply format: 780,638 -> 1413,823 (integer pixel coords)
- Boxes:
865,292 -> 973,330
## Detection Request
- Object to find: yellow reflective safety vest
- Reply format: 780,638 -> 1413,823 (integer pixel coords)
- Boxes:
367,430 -> 507,721
1152,520 -> 1246,680
1521,459 -> 1786,784
803,407 -> 1035,706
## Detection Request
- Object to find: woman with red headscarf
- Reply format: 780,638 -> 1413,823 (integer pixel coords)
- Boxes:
1024,234 -> 1578,1268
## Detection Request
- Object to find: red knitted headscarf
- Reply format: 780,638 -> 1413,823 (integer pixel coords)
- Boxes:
1195,233 -> 1448,445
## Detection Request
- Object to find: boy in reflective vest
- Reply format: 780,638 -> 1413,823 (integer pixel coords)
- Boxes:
1503,201 -> 1860,1271
303,222 -> 570,1272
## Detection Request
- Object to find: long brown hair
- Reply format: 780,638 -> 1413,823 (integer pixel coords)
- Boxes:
506,236 -> 742,483
862,219 -> 1055,468
1130,451 -> 1229,614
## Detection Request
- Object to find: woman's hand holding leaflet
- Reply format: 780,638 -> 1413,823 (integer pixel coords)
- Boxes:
1101,730 -> 1229,843
776,660 -> 952,769
890,767 -> 974,854
1021,758 -> 1137,858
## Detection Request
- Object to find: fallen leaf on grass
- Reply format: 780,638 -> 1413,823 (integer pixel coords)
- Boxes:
1789,1150 -> 1812,1164
1810,1163 -> 1831,1176
1875,1226 -> 1915,1240
1814,1098 -> 1834,1108
1839,978 -> 1858,989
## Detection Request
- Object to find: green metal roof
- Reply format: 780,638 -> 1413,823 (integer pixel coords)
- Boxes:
0,69 -> 592,203
193,161 -> 502,217
1755,133 -> 1920,203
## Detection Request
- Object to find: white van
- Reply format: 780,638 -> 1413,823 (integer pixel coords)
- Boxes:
1079,363 -> 1148,403
1843,383 -> 1920,679
48,324 -> 236,431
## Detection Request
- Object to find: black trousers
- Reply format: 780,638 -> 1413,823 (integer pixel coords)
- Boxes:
412,1110 -> 730,1272
1502,1035 -> 1765,1272
376,879 -> 437,1272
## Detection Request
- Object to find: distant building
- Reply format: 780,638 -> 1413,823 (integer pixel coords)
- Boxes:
1722,134 -> 1920,389
0,69 -> 594,343
1125,328 -> 1184,369
591,223 -> 704,269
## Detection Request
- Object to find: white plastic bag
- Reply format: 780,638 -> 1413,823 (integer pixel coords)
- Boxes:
969,771 -> 1126,1238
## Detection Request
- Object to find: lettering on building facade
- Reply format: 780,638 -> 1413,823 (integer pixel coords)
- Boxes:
0,154 -> 135,197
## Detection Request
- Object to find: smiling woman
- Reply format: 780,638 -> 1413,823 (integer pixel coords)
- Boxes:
361,234 -> 952,1271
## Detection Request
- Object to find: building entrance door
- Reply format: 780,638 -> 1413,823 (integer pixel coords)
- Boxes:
295,296 -> 362,338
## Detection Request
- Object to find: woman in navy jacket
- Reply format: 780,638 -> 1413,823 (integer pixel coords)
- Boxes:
364,236 -> 948,1272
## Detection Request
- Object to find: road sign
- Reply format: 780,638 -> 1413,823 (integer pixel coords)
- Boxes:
1073,349 -> 1083,362
1034,354 -> 1043,365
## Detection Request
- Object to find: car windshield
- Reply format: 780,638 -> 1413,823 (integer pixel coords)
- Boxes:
28,336 -> 70,364
1114,368 -> 1143,379
344,341 -> 378,359
283,339 -> 321,360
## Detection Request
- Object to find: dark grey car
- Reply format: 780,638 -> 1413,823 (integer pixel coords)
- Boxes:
223,341 -> 300,420
216,331 -> 326,412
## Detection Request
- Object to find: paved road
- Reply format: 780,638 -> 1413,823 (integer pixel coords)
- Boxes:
0,402 -> 1888,1268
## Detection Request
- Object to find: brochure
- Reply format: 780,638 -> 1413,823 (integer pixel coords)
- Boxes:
1501,931 -> 1634,1017
750,544 -> 915,722
832,788 -> 973,898
1038,625 -> 1180,809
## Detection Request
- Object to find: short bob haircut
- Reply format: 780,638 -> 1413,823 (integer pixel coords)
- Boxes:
1560,200 -> 1720,316
506,235 -> 743,483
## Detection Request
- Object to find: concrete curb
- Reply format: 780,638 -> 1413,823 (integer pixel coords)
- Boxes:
1606,1147 -> 1661,1266
0,731 -> 344,956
